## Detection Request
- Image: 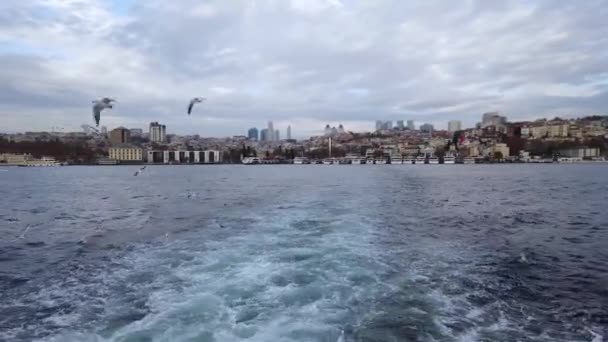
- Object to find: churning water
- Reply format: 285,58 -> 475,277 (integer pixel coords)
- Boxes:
1,165 -> 607,341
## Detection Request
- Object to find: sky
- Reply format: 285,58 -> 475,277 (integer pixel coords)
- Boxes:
0,0 -> 607,137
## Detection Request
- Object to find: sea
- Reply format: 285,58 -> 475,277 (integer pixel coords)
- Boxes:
0,165 -> 607,342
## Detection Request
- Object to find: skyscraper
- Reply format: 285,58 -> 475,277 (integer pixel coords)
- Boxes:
338,124 -> 345,134
448,120 -> 462,132
248,127 -> 259,141
375,120 -> 383,131
267,121 -> 274,142
420,123 -> 434,133
260,128 -> 268,142
407,120 -> 415,130
385,121 -> 393,130
396,120 -> 404,129
325,124 -> 332,136
275,129 -> 280,141
149,122 -> 166,143
101,126 -> 108,135
287,125 -> 292,140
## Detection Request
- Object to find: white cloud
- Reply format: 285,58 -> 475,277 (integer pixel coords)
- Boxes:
0,0 -> 607,135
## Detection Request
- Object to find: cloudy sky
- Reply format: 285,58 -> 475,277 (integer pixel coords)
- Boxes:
1,0 -> 607,137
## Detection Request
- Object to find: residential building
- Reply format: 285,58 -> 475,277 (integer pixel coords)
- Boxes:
407,120 -> 415,130
287,125 -> 292,140
396,120 -> 404,129
109,146 -> 143,162
248,127 -> 259,141
547,123 -> 569,138
109,127 -> 130,145
448,120 -> 462,132
489,143 -> 510,158
149,122 -> 167,143
529,125 -> 548,138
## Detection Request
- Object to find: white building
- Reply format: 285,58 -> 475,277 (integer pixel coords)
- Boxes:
448,120 -> 462,132
149,122 -> 166,143
147,150 -> 222,164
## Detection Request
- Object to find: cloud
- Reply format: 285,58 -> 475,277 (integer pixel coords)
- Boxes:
0,0 -> 607,136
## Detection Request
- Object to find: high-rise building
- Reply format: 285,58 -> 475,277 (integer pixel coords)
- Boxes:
420,123 -> 434,133
109,127 -> 130,145
101,126 -> 108,135
130,128 -> 143,137
267,121 -> 274,142
482,112 -> 507,128
325,124 -> 332,136
149,122 -> 167,143
407,120 -> 415,130
375,120 -> 383,131
338,124 -> 345,134
448,120 -> 462,132
385,121 -> 393,130
396,120 -> 404,129
275,129 -> 280,141
248,127 -> 259,141
260,128 -> 268,142
287,125 -> 292,140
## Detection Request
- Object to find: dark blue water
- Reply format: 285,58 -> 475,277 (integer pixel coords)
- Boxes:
1,165 -> 607,341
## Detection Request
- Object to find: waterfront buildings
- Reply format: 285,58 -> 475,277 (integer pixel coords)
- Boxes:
109,127 -> 130,145
146,150 -> 221,164
109,146 -> 143,162
448,120 -> 462,132
149,122 -> 167,143
558,147 -> 600,158
248,127 -> 259,141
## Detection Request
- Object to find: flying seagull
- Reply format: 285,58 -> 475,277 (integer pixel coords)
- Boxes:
187,97 -> 206,115
92,97 -> 116,127
133,165 -> 147,176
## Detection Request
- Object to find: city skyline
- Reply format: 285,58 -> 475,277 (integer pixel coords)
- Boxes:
0,1 -> 607,136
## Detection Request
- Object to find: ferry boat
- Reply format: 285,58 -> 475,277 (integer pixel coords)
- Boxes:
375,158 -> 387,165
18,157 -> 62,167
415,156 -> 426,164
463,157 -> 475,164
429,157 -> 439,164
443,156 -> 456,164
322,158 -> 336,165
242,157 -> 261,165
293,157 -> 310,164
351,159 -> 366,165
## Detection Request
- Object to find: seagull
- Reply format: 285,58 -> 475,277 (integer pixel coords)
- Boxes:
187,97 -> 206,115
11,225 -> 31,242
133,165 -> 147,176
92,97 -> 117,127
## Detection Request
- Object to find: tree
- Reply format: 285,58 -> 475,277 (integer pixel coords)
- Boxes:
493,151 -> 504,160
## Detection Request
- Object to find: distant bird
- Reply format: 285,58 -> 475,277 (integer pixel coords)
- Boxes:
92,97 -> 116,127
133,165 -> 146,176
187,97 -> 206,115
11,225 -> 31,242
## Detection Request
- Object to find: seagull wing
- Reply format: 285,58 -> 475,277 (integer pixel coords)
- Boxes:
92,104 -> 102,127
188,102 -> 194,115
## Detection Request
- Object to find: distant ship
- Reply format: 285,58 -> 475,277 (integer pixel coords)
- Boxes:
293,157 -> 310,164
242,157 -> 261,165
